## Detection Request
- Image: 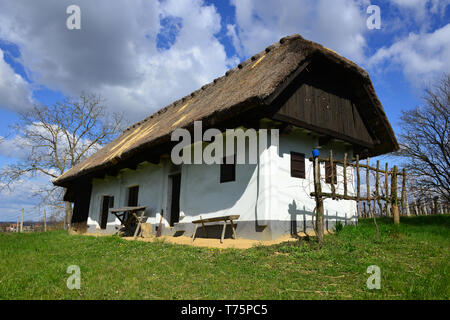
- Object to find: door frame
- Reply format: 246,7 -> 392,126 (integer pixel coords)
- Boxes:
167,171 -> 182,227
99,195 -> 113,229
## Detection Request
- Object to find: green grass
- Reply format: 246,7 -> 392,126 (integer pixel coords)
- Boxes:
0,215 -> 449,300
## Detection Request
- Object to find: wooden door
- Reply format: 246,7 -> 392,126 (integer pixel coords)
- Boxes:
170,174 -> 181,226
100,196 -> 113,229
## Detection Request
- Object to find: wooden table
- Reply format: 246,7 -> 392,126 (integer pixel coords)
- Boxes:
109,206 -> 146,238
191,215 -> 240,243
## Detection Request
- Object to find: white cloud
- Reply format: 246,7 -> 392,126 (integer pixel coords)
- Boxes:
390,0 -> 450,19
0,0 -> 237,121
0,49 -> 33,111
0,134 -> 30,160
97,0 -> 238,119
0,173 -> 55,222
228,0 -> 369,63
0,0 -> 240,221
0,0 -> 448,118
385,0 -> 450,33
369,23 -> 450,86
1,0 -> 449,221
0,120 -> 104,176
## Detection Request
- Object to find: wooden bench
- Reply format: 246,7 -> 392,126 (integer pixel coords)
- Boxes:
191,215 -> 240,243
109,206 -> 146,238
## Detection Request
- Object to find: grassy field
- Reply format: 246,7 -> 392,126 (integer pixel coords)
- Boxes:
0,215 -> 448,300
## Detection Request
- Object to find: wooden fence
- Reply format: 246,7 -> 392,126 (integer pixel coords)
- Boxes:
309,150 -> 448,243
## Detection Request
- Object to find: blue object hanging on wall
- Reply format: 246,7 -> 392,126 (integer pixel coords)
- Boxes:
312,149 -> 320,158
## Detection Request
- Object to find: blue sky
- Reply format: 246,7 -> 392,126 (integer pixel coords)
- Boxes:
0,0 -> 449,222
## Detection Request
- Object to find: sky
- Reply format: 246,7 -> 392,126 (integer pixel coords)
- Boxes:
0,0 -> 449,222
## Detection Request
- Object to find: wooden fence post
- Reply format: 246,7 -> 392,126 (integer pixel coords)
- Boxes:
366,158 -> 370,202
343,153 -> 348,197
330,150 -> 336,198
402,168 -> 411,216
391,166 -> 400,225
375,161 -> 380,215
356,155 -> 360,217
385,163 -> 389,216
20,208 -> 24,233
313,153 -> 324,245
401,169 -> 407,216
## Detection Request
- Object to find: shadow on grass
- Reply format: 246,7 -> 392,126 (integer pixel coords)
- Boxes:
361,214 -> 450,227
397,214 -> 450,227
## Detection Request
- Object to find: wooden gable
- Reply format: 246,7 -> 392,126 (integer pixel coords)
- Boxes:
272,64 -> 376,149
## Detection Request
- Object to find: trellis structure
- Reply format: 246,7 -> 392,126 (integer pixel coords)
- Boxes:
310,150 -> 408,244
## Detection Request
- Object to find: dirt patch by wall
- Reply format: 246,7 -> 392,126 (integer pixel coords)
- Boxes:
77,230 -> 333,249
122,231 -> 328,249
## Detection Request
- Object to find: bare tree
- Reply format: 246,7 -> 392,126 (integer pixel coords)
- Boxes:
396,74 -> 449,203
0,93 -> 126,228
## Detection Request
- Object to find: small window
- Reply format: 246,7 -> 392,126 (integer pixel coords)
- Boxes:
290,152 -> 305,179
325,161 -> 337,184
220,155 -> 236,183
108,196 -> 114,209
127,186 -> 139,206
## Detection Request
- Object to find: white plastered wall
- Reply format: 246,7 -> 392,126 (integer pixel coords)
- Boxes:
87,160 -> 169,231
177,130 -> 258,224
86,125 -> 358,237
272,127 -> 357,228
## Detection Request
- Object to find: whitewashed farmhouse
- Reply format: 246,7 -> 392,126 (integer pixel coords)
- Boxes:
53,34 -> 398,240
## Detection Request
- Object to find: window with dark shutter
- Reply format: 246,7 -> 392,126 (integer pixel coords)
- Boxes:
325,161 -> 337,184
290,152 -> 305,179
127,186 -> 139,206
220,155 -> 236,183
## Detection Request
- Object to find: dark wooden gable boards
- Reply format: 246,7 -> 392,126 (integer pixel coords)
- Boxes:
272,63 -> 375,150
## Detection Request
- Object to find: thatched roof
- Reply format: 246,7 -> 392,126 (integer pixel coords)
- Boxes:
53,34 -> 398,187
